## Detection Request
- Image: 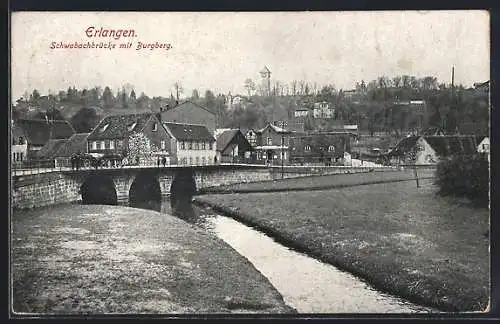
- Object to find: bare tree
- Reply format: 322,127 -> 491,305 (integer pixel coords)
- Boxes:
291,80 -> 298,96
243,78 -> 256,97
173,82 -> 183,100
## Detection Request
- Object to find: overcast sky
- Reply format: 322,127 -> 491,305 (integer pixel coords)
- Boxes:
11,11 -> 489,101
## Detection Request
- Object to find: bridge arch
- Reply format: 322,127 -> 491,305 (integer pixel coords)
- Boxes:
170,168 -> 197,208
80,174 -> 118,205
129,171 -> 162,212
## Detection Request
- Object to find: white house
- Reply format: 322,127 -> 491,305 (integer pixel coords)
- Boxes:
312,102 -> 335,119
162,122 -> 216,165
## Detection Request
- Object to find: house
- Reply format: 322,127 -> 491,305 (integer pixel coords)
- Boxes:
312,102 -> 335,119
215,129 -> 254,164
159,100 -> 216,135
387,135 -> 481,165
294,108 -> 310,118
289,132 -> 353,166
35,139 -> 68,163
52,133 -> 90,167
11,121 -> 28,167
254,123 -> 293,164
162,122 -> 216,165
87,113 -> 171,166
12,119 -> 75,161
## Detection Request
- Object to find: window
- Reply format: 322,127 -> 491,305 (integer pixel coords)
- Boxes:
95,141 -> 100,150
110,140 -> 115,149
127,121 -> 138,132
196,157 -> 200,165
20,152 -> 23,161
267,137 -> 272,146
152,123 -> 158,131
101,141 -> 105,149
105,140 -> 110,149
181,157 -> 187,165
18,137 -> 25,145
161,140 -> 166,150
117,140 -> 123,148
202,142 -> 206,150
189,157 -> 193,165
328,145 -> 335,152
188,142 -> 193,150
202,156 -> 206,165
99,123 -> 110,133
305,145 -> 311,151
195,142 -> 199,150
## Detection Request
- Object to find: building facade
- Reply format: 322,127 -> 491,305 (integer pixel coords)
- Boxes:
87,113 -> 172,166
162,122 -> 216,165
288,133 -> 353,166
254,123 -> 293,164
312,102 -> 335,119
215,129 -> 254,163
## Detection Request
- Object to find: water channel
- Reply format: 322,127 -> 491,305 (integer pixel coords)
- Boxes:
143,198 -> 438,314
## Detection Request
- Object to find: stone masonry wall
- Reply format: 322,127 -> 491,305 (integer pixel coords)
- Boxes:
12,165 -> 397,209
12,173 -> 81,210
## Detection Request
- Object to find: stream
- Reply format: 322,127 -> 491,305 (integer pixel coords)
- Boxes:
152,199 -> 438,314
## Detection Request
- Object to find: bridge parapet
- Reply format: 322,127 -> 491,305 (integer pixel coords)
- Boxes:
11,164 -> 397,210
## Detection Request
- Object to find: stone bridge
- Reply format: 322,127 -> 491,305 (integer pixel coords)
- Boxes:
11,164 -> 393,210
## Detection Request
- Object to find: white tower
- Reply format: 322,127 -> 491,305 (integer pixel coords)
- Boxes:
259,66 -> 271,96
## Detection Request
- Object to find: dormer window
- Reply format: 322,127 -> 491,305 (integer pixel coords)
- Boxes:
305,145 -> 311,151
100,123 -> 110,133
328,145 -> 335,152
18,137 -> 25,145
127,121 -> 138,132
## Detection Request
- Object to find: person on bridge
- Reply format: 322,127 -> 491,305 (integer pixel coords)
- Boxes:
162,157 -> 166,167
157,157 -> 160,167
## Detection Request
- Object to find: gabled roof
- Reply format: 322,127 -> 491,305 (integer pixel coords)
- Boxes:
389,135 -> 480,157
256,123 -> 292,134
216,129 -> 240,152
162,122 -> 215,142
36,139 -> 69,159
162,100 -> 215,115
14,119 -> 76,146
424,136 -> 479,157
54,133 -> 90,157
87,113 -> 153,140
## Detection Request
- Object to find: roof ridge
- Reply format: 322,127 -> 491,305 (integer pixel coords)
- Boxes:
168,100 -> 216,115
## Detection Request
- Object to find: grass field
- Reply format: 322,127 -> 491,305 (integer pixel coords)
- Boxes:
195,179 -> 490,312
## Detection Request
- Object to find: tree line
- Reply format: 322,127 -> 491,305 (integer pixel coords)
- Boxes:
12,74 -> 489,137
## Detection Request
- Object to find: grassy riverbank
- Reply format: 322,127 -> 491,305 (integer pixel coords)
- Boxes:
11,204 -> 295,314
194,179 -> 490,312
200,168 -> 436,193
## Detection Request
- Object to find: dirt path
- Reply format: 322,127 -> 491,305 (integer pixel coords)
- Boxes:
11,204 -> 295,315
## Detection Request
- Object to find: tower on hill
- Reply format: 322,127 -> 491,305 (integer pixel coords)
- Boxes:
260,66 -> 271,96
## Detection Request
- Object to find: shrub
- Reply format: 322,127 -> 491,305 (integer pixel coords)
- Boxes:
435,154 -> 489,207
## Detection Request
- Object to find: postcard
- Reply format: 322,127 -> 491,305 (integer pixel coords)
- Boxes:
10,11 -> 490,316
